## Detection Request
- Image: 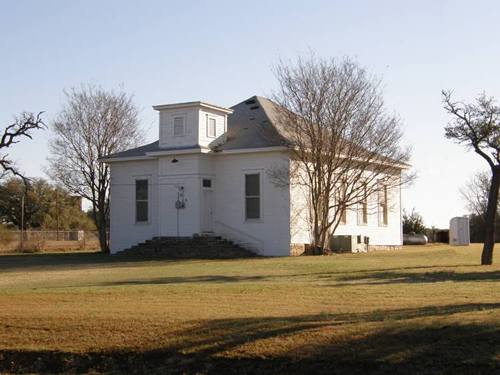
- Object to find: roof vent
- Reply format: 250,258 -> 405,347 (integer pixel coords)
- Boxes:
249,105 -> 259,110
245,99 -> 256,105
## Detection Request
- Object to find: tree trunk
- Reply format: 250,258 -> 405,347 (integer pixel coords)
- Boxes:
91,204 -> 109,254
97,207 -> 109,254
481,168 -> 500,265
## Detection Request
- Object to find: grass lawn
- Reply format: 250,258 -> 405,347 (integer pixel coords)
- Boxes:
0,244 -> 498,374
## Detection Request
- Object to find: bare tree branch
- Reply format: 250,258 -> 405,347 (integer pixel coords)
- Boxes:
0,112 -> 45,182
47,85 -> 144,253
443,90 -> 500,265
271,55 -> 412,251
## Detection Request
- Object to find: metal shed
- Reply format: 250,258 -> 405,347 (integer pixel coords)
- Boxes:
449,217 -> 470,246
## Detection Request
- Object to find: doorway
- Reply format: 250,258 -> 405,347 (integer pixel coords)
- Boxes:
202,179 -> 214,232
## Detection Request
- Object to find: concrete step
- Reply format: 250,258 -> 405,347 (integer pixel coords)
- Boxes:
116,235 -> 257,259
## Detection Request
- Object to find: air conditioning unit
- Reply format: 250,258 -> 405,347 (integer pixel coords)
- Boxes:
329,235 -> 369,253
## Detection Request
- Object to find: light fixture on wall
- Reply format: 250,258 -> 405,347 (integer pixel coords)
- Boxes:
171,157 -> 179,163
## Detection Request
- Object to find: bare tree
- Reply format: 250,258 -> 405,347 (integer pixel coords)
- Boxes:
48,86 -> 144,253
443,90 -> 500,265
0,112 -> 44,180
460,171 -> 494,218
272,56 -> 412,251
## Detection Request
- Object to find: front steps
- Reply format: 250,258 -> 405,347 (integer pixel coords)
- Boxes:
115,235 -> 257,259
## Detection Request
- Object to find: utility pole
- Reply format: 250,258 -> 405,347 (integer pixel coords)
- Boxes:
20,194 -> 24,251
56,189 -> 59,241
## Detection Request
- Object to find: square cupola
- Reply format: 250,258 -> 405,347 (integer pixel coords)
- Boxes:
153,101 -> 233,149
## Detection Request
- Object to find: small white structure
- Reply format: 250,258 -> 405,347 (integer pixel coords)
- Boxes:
102,96 -> 406,256
449,217 -> 470,246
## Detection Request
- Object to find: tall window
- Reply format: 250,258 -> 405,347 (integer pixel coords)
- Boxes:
245,173 -> 260,220
357,184 -> 368,225
336,187 -> 347,224
378,184 -> 388,226
173,116 -> 185,137
207,117 -> 216,138
135,179 -> 149,222
339,204 -> 347,224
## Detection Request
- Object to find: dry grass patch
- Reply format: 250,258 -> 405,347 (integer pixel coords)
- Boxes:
0,244 -> 498,374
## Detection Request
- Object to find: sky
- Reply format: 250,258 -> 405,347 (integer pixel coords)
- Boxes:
1,0 -> 499,228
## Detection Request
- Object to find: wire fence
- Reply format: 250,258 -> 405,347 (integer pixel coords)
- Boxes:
0,230 -> 101,252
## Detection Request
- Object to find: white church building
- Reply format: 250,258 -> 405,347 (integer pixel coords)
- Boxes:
102,96 -> 403,256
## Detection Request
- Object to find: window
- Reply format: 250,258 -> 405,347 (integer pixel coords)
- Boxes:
378,184 -> 388,226
207,117 -> 216,138
173,116 -> 185,137
245,173 -> 260,220
135,179 -> 149,222
336,187 -> 347,224
357,184 -> 368,225
339,204 -> 347,224
202,179 -> 212,189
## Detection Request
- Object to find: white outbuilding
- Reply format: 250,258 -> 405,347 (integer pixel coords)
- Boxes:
449,217 -> 470,246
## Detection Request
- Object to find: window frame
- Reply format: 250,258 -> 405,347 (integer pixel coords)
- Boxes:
173,115 -> 186,137
202,178 -> 213,190
378,184 -> 388,226
244,172 -> 262,221
207,116 -> 217,138
357,183 -> 368,226
336,185 -> 347,225
134,177 -> 150,224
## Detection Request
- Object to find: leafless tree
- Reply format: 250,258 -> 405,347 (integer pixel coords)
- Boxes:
460,171 -> 495,219
272,56 -> 412,251
0,112 -> 44,180
443,91 -> 500,265
48,86 -> 144,253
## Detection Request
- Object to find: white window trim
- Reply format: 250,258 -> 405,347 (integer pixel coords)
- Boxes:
206,116 -> 217,138
134,176 -> 151,225
356,183 -> 368,226
173,115 -> 186,137
339,207 -> 347,225
378,184 -> 389,227
336,183 -> 347,225
243,170 -> 263,222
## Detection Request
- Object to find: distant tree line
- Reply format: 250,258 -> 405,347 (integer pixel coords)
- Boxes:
0,177 -> 95,231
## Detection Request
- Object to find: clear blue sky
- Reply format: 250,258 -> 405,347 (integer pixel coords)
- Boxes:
1,0 -> 499,228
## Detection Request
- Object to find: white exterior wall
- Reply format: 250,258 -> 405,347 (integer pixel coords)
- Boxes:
290,172 -> 402,248
214,151 -> 291,256
108,150 -> 291,256
159,108 -> 199,148
109,159 -> 159,253
157,153 -> 215,237
158,106 -> 229,149
198,108 -> 227,148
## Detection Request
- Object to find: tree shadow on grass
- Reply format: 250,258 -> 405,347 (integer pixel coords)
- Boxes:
0,252 -> 255,272
78,264 -> 493,288
93,274 -> 270,287
0,243 -> 485,274
332,270 -> 500,286
1,302 -> 499,374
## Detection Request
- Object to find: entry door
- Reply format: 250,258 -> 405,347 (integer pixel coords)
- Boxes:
202,180 -> 214,232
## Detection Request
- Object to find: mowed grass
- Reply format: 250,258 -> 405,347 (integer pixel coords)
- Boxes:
0,244 -> 499,374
